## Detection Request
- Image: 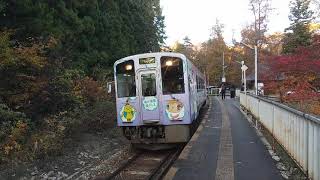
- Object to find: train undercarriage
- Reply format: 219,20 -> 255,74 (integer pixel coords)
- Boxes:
122,125 -> 190,144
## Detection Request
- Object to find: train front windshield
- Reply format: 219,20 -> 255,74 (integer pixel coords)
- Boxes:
161,57 -> 185,94
116,60 -> 136,98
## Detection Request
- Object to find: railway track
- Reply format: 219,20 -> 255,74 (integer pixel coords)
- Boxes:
103,147 -> 182,180
99,101 -> 208,180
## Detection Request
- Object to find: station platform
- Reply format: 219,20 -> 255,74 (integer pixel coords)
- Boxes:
164,97 -> 283,180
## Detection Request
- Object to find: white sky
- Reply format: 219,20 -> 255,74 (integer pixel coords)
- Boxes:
160,0 -> 292,46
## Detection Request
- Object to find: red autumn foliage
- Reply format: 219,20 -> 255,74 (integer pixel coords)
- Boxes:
262,35 -> 320,111
73,77 -> 107,105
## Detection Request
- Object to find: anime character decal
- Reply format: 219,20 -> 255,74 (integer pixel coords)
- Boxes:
166,98 -> 185,120
120,100 -> 136,123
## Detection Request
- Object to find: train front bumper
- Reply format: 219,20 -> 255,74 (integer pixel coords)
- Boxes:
122,125 -> 190,143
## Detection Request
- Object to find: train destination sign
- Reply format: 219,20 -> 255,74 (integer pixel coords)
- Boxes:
139,57 -> 155,64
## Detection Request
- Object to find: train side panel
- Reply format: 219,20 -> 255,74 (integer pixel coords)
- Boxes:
187,59 -> 207,123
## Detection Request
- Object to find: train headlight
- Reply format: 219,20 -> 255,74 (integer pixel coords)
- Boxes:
125,64 -> 133,71
165,60 -> 173,66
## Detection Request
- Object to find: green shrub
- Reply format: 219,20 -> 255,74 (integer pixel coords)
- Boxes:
0,75 -> 116,164
0,104 -> 30,142
81,100 -> 116,130
28,69 -> 84,118
0,104 -> 31,163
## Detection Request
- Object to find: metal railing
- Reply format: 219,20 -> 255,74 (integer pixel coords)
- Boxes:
240,93 -> 320,180
207,87 -> 220,96
207,87 -> 235,96
235,89 -> 240,97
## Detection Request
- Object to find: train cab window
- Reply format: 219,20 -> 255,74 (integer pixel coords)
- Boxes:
161,57 -> 185,94
116,60 -> 136,98
141,73 -> 157,97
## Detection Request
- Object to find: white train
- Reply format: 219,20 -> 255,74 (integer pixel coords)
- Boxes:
113,52 -> 207,146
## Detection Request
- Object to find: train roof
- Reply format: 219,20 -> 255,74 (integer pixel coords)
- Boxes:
114,52 -> 187,66
113,52 -> 205,79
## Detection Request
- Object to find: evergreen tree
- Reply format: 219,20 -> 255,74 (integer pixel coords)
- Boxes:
0,0 -> 166,73
0,0 -> 6,13
282,0 -> 314,54
183,36 -> 192,47
0,0 -> 166,120
153,0 -> 166,48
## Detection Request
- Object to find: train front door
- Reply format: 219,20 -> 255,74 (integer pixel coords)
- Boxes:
138,70 -> 160,124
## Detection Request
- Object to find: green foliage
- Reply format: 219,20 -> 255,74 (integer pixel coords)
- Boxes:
0,104 -> 31,163
0,76 -> 114,162
0,0 -> 165,73
283,24 -> 312,54
0,31 -> 12,66
0,104 -> 29,141
0,32 -> 48,111
80,100 -> 116,130
0,0 -> 165,164
204,20 -> 229,85
288,0 -> 314,24
283,0 -> 314,54
74,77 -> 106,105
44,74 -> 80,113
0,0 -> 6,13
173,20 -> 231,86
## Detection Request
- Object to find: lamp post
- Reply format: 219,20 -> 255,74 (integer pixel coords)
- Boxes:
241,64 -> 248,107
241,61 -> 244,84
222,52 -> 227,83
233,60 -> 245,85
237,42 -> 258,95
254,46 -> 258,95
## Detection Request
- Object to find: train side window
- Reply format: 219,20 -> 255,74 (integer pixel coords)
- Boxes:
116,60 -> 136,98
161,57 -> 185,95
196,76 -> 199,92
197,77 -> 204,92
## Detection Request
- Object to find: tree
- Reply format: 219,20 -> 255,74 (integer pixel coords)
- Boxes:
0,0 -> 166,123
0,0 -> 6,13
314,0 -> 320,19
0,0 -> 166,73
210,19 -> 224,40
0,0 -> 167,164
183,36 -> 192,47
172,37 -> 197,63
249,0 -> 273,47
182,36 -> 196,60
282,0 -> 314,54
265,32 -> 284,55
263,35 -> 320,104
152,0 -> 167,48
234,25 -> 257,76
199,20 -> 228,85
172,20 -> 234,86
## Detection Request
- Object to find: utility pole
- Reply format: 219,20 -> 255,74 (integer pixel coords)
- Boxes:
205,44 -> 209,86
241,64 -> 248,107
207,71 -> 210,86
237,42 -> 258,95
241,60 -> 244,84
222,52 -> 225,79
254,46 -> 258,95
222,52 -> 226,83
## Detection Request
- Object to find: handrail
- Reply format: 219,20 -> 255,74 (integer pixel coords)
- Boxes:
240,92 -> 320,180
244,93 -> 320,124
